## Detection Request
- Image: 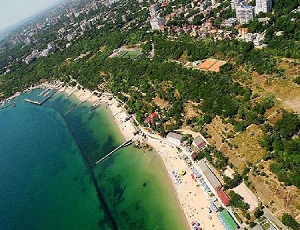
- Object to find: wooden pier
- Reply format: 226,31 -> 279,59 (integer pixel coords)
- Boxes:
24,99 -> 41,105
39,88 -> 50,97
68,88 -> 77,97
63,95 -> 92,117
93,139 -> 133,167
40,90 -> 56,105
91,99 -> 101,111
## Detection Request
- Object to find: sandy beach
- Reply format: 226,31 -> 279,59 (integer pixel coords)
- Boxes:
54,83 -> 224,230
2,81 -> 225,229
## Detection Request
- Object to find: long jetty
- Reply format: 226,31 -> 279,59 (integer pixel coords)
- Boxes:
91,99 -> 101,110
40,90 -> 56,105
63,95 -> 92,117
68,88 -> 78,97
24,99 -> 41,105
93,139 -> 133,167
39,88 -> 50,97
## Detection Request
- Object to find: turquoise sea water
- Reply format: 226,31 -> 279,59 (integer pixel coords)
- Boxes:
0,90 -> 188,229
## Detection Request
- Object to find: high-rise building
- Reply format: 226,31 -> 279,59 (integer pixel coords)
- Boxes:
149,4 -> 159,17
230,0 -> 243,10
255,0 -> 272,14
236,4 -> 254,24
150,17 -> 165,30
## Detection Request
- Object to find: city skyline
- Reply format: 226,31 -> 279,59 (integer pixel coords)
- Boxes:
0,0 -> 63,32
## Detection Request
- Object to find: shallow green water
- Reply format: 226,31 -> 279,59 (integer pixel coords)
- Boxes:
0,90 -> 188,230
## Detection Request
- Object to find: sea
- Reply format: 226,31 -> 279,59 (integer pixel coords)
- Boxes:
0,89 -> 188,230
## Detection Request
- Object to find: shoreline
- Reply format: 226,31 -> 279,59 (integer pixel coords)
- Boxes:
8,82 -> 224,230
59,85 -> 223,229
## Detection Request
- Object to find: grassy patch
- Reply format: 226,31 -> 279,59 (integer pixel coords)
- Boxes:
117,50 -> 142,59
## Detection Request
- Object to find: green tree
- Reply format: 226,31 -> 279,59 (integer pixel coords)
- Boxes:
282,213 -> 299,230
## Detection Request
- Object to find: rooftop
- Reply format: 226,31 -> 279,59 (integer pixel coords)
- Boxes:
219,210 -> 238,230
167,132 -> 183,141
198,159 -> 222,190
193,136 -> 206,148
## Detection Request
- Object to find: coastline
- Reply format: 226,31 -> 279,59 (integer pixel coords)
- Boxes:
14,82 -> 224,230
59,84 -> 223,229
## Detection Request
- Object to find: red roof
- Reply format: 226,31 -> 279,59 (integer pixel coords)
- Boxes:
197,141 -> 206,148
191,152 -> 198,160
149,112 -> 157,119
217,190 -> 230,206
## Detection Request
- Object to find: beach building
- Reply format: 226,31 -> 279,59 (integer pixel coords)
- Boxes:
198,159 -> 222,191
217,189 -> 230,206
218,210 -> 238,230
192,168 -> 201,178
166,132 -> 183,146
191,152 -> 199,160
192,136 -> 206,149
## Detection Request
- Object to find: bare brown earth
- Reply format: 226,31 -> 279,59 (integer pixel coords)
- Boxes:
183,101 -> 199,119
178,51 -> 189,63
251,60 -> 300,114
204,116 -> 235,149
208,117 -> 300,220
230,125 -> 266,166
153,97 -> 170,109
197,59 -> 300,220
99,46 -> 106,52
249,161 -> 300,221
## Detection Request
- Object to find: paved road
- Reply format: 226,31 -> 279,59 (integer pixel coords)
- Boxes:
263,208 -> 288,230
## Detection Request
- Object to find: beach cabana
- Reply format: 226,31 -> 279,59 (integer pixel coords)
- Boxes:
217,189 -> 230,206
192,168 -> 201,178
198,159 -> 222,191
218,210 -> 238,230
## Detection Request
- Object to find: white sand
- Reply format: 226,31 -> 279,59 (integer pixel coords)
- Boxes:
141,133 -> 224,230
105,99 -> 224,229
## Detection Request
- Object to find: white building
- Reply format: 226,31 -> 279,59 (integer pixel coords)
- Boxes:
24,37 -> 31,45
166,132 -> 183,146
243,32 -> 256,42
80,20 -> 92,32
198,159 -> 222,191
192,136 -> 206,149
255,0 -> 272,14
149,4 -> 159,17
24,49 -> 40,64
66,34 -> 74,41
236,4 -> 254,24
223,18 -> 238,27
253,34 -> 264,46
150,17 -> 165,30
230,0 -> 243,10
